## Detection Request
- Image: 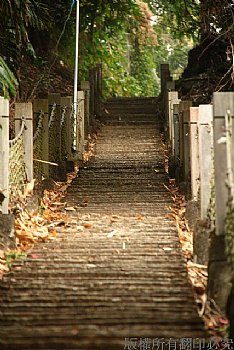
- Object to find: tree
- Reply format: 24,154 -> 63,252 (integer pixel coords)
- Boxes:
0,0 -> 49,97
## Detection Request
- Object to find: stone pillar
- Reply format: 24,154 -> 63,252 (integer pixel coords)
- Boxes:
179,101 -> 192,182
15,103 -> 33,182
189,107 -> 199,200
198,104 -> 214,219
77,91 -> 85,160
168,91 -> 178,145
33,99 -> 49,178
81,81 -> 90,137
208,92 -> 234,317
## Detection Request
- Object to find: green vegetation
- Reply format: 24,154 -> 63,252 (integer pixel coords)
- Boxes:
0,0 -> 232,98
61,0 -> 192,97
4,251 -> 26,269
0,56 -> 18,98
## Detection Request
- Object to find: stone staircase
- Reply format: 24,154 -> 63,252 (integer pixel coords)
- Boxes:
0,98 -> 207,349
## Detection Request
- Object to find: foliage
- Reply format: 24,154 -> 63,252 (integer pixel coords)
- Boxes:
0,0 -> 233,98
0,56 -> 18,98
77,0 -> 160,96
146,0 -> 200,40
4,251 -> 26,269
130,44 -> 158,96
148,0 -> 234,42
0,0 -> 194,98
79,0 -> 191,96
154,27 -> 192,79
0,0 -> 49,65
0,0 -> 49,97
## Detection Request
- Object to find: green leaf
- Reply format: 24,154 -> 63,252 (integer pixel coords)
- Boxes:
0,56 -> 18,98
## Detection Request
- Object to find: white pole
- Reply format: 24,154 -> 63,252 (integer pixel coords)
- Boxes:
73,0 -> 80,151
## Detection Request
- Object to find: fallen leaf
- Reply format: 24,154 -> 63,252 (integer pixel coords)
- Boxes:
65,206 -> 76,211
0,263 -> 8,271
112,215 -> 119,219
86,264 -> 96,268
0,250 -> 5,259
50,229 -> 57,238
83,223 -> 93,229
70,328 -> 79,336
163,247 -> 172,252
194,284 -> 205,295
30,254 -> 40,259
23,179 -> 36,198
107,230 -> 118,238
110,218 -> 118,223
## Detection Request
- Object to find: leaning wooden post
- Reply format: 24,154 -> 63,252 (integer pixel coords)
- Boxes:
77,91 -> 85,160
208,92 -> 234,315
80,81 -> 90,137
33,99 -> 49,178
0,98 -> 10,214
15,103 -> 33,182
190,107 -> 199,200
198,104 -> 214,219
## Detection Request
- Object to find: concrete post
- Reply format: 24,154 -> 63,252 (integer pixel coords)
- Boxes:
168,91 -> 178,144
61,96 -> 73,161
0,98 -> 9,214
189,107 -> 199,200
81,81 -> 90,137
198,104 -> 214,219
173,104 -> 180,162
164,82 -> 175,135
170,98 -> 181,157
208,92 -> 234,318
179,101 -> 192,181
48,93 -> 61,162
33,99 -> 49,177
15,103 -> 33,182
160,64 -> 171,95
213,93 -> 234,235
77,91 -> 85,160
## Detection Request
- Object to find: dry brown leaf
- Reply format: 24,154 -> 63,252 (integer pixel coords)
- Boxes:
112,215 -> 119,219
0,250 -> 5,259
136,215 -> 145,221
50,229 -> 57,238
83,223 -> 93,229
